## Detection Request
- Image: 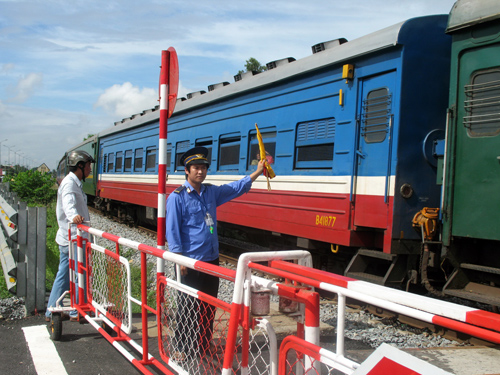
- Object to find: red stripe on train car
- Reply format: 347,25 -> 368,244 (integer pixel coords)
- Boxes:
98,179 -> 393,248
97,180 -> 160,208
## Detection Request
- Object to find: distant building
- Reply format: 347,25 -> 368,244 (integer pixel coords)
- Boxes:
37,163 -> 50,174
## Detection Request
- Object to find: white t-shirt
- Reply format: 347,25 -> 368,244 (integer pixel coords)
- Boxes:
55,172 -> 90,246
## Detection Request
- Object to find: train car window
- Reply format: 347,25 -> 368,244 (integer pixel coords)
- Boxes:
196,137 -> 213,168
219,133 -> 240,170
107,153 -> 115,172
295,118 -> 335,169
175,140 -> 190,171
124,150 -> 132,172
134,148 -> 144,172
166,143 -> 172,172
146,147 -> 156,171
248,129 -> 276,169
362,88 -> 391,143
115,151 -> 123,172
464,69 -> 500,137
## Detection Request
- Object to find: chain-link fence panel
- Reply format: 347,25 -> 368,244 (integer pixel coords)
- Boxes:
87,243 -> 132,333
158,276 -> 274,374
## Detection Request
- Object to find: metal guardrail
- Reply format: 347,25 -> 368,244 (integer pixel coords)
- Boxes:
68,225 -> 489,374
0,183 -> 46,315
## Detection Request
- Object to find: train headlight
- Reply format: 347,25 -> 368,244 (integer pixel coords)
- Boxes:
400,183 -> 413,199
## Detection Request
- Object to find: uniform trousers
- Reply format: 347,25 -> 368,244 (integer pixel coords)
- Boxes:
175,258 -> 219,356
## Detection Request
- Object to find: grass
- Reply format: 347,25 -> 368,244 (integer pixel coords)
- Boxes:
130,262 -> 156,313
0,267 -> 11,299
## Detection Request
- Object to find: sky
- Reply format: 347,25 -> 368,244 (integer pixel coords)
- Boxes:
0,0 -> 457,170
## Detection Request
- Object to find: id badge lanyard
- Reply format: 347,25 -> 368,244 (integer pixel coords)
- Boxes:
197,193 -> 214,234
204,212 -> 214,234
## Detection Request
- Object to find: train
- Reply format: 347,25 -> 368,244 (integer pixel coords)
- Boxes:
57,0 -> 500,306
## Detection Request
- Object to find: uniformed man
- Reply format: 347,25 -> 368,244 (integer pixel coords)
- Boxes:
166,146 -> 265,360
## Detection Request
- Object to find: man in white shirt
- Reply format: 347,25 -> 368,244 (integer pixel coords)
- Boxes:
45,150 -> 94,322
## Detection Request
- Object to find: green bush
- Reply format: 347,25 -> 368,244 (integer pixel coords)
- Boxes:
8,170 -> 57,206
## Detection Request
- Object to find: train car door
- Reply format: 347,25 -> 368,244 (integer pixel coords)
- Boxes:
353,72 -> 396,229
450,46 -> 500,241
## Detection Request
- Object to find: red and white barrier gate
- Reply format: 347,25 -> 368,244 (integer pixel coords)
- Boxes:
61,224 -> 500,375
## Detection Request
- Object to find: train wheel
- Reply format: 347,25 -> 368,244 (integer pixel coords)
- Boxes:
50,313 -> 63,341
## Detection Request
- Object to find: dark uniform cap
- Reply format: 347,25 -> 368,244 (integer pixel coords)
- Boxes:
180,146 -> 210,167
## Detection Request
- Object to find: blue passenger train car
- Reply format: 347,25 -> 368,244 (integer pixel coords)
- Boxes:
94,15 -> 451,281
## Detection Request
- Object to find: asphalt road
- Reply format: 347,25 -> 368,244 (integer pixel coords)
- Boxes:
1,314 -> 352,375
5,312 -> 494,375
1,311 -> 366,375
0,314 -> 153,375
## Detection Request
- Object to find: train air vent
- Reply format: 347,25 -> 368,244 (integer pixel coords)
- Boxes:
234,70 -> 258,82
187,91 -> 206,99
142,105 -> 159,114
266,57 -> 296,70
208,82 -> 230,92
311,38 -> 348,54
176,97 -> 186,103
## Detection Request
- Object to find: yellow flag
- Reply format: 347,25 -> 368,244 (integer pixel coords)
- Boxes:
255,124 -> 276,190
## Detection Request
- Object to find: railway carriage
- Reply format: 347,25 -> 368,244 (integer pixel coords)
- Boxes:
95,15 -> 451,278
96,113 -> 160,222
438,0 -> 500,305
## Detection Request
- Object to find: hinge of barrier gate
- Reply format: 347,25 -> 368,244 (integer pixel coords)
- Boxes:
277,283 -> 312,312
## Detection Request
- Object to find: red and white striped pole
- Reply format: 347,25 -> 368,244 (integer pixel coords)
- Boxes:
157,50 -> 169,277
157,48 -> 178,277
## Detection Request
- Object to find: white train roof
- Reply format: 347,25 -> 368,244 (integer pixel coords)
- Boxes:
447,0 -> 500,33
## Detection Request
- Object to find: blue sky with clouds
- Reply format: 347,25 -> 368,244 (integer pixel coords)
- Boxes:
1,0 -> 457,170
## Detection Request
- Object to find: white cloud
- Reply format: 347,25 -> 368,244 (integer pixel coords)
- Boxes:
94,82 -> 158,118
0,103 -> 112,169
9,72 -> 43,103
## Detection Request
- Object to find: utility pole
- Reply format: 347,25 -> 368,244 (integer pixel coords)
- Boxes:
5,145 -> 13,166
0,139 -> 7,166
